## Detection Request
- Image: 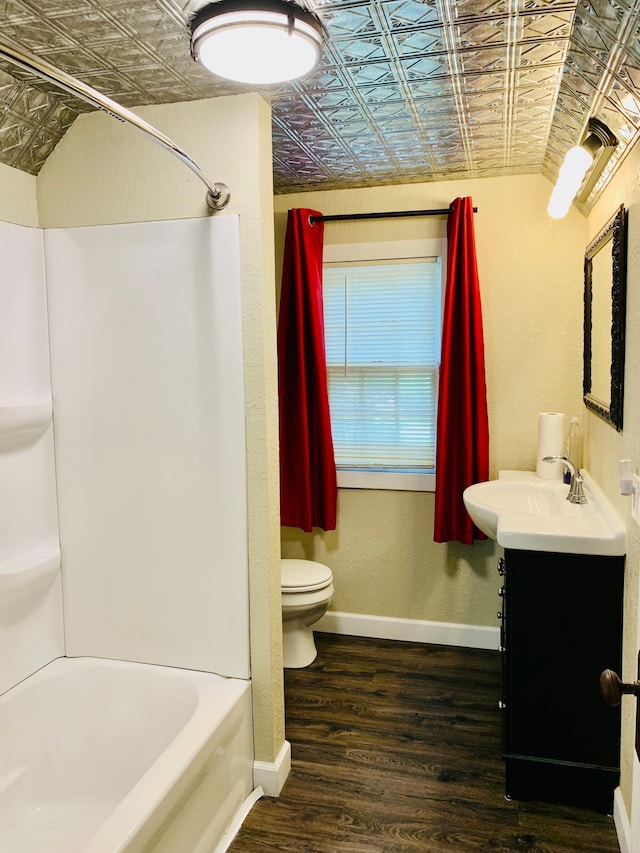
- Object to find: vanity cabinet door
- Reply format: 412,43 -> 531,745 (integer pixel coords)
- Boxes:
503,547 -> 624,811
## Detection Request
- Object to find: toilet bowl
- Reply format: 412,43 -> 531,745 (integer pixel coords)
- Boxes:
281,558 -> 334,669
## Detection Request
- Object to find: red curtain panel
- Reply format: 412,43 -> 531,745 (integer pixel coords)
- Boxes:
434,197 -> 489,544
277,208 -> 337,532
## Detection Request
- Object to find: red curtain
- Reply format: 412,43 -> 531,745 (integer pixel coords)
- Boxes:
434,197 -> 489,544
277,208 -> 337,532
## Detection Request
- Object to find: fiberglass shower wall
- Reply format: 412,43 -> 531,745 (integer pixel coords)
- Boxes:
0,222 -> 63,695
45,216 -> 250,679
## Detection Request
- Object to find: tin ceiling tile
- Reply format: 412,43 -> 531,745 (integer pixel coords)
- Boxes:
598,98 -> 636,139
458,47 -> 507,73
357,83 -> 406,102
515,85 -> 560,106
394,28 -> 446,55
453,0 -> 510,17
368,100 -> 412,117
456,18 -> 509,48
401,54 -> 451,78
618,52 -> 640,92
342,60 -> 399,85
518,39 -> 569,66
0,1 -> 30,20
461,71 -> 506,92
302,88 -> 356,108
576,0 -> 626,30
0,25 -> 74,55
521,11 -> 575,40
0,113 -> 35,150
558,63 -> 601,100
571,15 -> 619,55
515,66 -> 563,87
406,78 -> 455,98
331,35 -> 389,62
551,98 -> 586,134
609,80 -> 640,127
381,0 -> 441,27
322,5 -> 380,35
0,0 -> 635,207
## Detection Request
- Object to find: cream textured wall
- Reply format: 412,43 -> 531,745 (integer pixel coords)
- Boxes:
584,145 -> 640,823
275,175 -> 586,628
36,95 -> 284,765
0,162 -> 38,227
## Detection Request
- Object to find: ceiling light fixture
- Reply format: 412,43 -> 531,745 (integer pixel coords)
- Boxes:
190,0 -> 323,85
547,118 -> 618,219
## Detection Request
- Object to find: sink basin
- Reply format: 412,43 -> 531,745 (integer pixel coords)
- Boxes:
463,470 -> 626,555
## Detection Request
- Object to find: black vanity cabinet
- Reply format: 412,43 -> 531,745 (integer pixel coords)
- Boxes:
500,547 -> 624,812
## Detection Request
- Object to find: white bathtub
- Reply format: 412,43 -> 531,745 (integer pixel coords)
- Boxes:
0,657 -> 255,853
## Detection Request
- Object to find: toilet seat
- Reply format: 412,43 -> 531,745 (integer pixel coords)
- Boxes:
281,558 -> 333,593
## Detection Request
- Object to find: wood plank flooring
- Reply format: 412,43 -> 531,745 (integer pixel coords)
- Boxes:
229,633 -> 620,852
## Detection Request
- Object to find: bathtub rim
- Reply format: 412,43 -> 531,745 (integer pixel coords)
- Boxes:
0,655 -> 255,853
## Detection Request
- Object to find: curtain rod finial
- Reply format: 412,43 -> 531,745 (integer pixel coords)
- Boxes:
206,183 -> 231,211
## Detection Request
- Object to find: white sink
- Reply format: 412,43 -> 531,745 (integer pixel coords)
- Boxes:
463,470 -> 626,555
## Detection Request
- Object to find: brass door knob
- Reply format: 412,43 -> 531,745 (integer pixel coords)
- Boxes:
600,669 -> 640,706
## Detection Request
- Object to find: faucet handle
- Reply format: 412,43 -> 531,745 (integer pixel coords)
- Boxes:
568,472 -> 588,504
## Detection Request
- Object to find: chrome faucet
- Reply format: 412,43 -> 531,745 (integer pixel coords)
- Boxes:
542,456 -> 588,504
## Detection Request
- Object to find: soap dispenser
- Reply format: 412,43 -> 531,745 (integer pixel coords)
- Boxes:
564,417 -> 583,484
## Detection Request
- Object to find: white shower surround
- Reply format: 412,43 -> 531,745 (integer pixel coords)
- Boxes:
45,216 -> 250,677
0,221 -> 62,696
0,216 -> 255,851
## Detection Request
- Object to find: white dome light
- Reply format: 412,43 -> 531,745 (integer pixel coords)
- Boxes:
191,1 -> 323,85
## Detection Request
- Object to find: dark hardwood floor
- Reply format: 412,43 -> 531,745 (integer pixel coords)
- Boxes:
229,633 -> 620,852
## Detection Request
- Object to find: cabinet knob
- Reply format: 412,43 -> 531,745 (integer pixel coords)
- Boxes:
600,669 -> 640,706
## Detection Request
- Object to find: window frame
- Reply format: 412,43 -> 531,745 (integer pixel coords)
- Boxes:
323,237 -> 446,493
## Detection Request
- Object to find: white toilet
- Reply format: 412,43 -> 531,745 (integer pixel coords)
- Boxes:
281,558 -> 334,669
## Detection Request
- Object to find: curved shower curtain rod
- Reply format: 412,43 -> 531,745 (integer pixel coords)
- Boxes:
0,37 -> 230,212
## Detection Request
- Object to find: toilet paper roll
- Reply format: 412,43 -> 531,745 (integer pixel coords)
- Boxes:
536,412 -> 565,479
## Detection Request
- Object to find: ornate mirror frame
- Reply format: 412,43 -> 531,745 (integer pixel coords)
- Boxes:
583,204 -> 627,432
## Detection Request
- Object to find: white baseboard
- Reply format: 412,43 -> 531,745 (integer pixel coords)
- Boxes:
315,611 -> 500,650
252,740 -> 291,797
614,786 -> 630,853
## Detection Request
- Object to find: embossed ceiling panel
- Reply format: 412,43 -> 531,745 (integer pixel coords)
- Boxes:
0,0 -> 637,209
544,0 -> 640,210
271,0 -> 585,193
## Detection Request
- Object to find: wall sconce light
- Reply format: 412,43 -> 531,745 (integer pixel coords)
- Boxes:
547,118 -> 618,219
190,0 -> 323,85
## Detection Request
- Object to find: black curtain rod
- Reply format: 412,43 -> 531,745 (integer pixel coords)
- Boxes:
309,206 -> 478,224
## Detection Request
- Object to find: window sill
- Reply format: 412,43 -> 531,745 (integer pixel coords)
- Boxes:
337,470 -> 435,492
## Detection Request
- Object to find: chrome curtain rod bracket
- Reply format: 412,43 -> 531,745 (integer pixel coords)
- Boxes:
309,207 -> 478,224
0,37 -> 230,213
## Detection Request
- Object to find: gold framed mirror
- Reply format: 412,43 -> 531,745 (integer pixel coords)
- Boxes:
583,204 -> 627,431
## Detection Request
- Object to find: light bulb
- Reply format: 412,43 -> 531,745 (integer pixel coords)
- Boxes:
547,145 -> 594,219
547,188 -> 573,220
561,146 -> 593,184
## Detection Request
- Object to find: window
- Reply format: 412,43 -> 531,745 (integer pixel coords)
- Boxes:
323,239 -> 445,492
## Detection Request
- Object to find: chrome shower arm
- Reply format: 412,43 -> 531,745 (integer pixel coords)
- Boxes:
0,37 -> 230,212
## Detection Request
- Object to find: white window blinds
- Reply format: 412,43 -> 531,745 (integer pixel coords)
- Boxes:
323,256 -> 441,471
